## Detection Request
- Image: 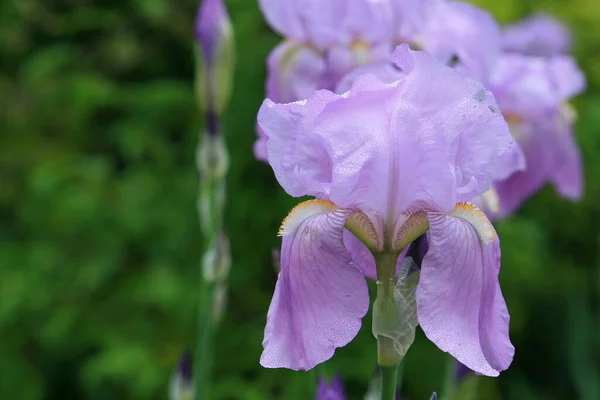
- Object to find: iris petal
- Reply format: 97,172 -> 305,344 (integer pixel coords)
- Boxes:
417,203 -> 514,376
260,201 -> 370,370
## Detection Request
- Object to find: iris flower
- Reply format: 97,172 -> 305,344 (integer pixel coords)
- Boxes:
255,0 -> 503,161
257,45 -> 519,376
486,16 -> 585,216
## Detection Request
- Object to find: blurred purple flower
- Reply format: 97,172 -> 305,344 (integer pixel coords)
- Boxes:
316,375 -> 346,400
409,1 -> 502,84
489,54 -> 586,216
255,1 -> 504,161
195,0 -> 235,116
503,14 -> 571,57
195,0 -> 231,62
169,352 -> 194,400
257,46 -> 516,375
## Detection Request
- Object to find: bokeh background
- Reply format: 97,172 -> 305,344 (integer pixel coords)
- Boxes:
1,0 -> 599,399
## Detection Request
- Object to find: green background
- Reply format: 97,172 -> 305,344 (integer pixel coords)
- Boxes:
0,0 -> 598,398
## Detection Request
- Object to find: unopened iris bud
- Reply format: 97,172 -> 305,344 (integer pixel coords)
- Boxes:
197,130 -> 229,183
202,231 -> 231,284
195,0 -> 235,116
169,352 -> 195,400
372,255 -> 420,366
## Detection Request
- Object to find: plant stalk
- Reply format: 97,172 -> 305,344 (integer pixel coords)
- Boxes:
380,365 -> 399,400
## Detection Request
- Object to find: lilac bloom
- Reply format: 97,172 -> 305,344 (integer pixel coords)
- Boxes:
316,375 -> 346,400
488,54 -> 585,217
503,14 -> 571,57
259,0 -> 395,103
258,45 -> 516,376
255,1 -> 504,161
407,1 -> 502,84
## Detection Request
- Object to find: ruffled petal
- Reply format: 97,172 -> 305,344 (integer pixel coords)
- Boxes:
417,204 -> 514,376
260,201 -> 370,370
266,41 -> 328,103
259,46 -> 515,215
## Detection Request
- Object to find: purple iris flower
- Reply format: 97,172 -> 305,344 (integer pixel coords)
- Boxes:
254,1 -> 504,161
503,14 -> 572,57
316,376 -> 346,400
488,54 -> 586,216
257,45 -> 517,376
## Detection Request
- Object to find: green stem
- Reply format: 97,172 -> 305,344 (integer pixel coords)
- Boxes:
195,280 -> 214,400
380,365 -> 398,400
441,354 -> 457,400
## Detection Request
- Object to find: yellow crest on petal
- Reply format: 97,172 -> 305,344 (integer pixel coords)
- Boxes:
278,200 -> 338,237
449,202 -> 496,245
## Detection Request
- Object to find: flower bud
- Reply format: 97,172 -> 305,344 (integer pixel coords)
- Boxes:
195,0 -> 235,116
197,129 -> 229,183
202,231 -> 231,284
169,352 -> 195,400
373,256 -> 420,366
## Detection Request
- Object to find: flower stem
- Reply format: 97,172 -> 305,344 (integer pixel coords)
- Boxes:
195,280 -> 214,400
380,365 -> 398,400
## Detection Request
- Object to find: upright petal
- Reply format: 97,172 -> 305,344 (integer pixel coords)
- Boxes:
415,1 -> 502,83
259,46 -> 516,215
261,201 -> 370,370
259,0 -> 349,49
266,41 -> 328,103
417,203 -> 514,376
503,14 -> 572,56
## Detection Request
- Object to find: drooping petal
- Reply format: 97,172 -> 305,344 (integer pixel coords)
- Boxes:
261,200 -> 370,370
266,41 -> 328,103
417,203 -> 514,376
503,14 -> 572,56
490,54 -> 585,215
494,117 -> 583,216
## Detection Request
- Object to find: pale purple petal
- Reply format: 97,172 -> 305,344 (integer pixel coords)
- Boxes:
490,54 -> 585,115
336,62 -> 403,94
417,206 -> 514,376
494,117 -> 583,216
415,1 -> 502,83
503,14 -> 572,56
490,54 -> 585,215
266,41 -> 328,103
260,208 -> 369,370
254,124 -> 268,162
259,0 -> 350,49
343,230 -> 376,280
258,0 -> 306,41
258,45 -> 516,215
392,0 -> 440,40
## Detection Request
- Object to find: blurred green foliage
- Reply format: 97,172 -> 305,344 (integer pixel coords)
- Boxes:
0,0 -> 598,399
